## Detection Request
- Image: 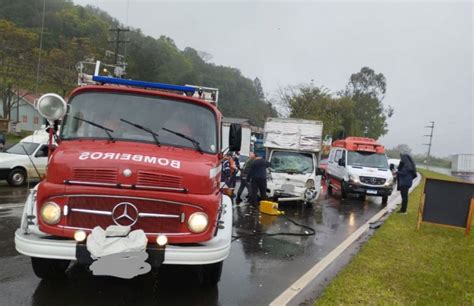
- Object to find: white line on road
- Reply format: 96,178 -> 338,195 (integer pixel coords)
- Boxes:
0,204 -> 25,210
270,175 -> 421,306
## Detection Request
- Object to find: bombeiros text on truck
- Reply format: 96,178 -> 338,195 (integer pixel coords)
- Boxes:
14,61 -> 241,285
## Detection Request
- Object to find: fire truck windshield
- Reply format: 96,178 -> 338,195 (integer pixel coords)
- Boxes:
61,92 -> 218,153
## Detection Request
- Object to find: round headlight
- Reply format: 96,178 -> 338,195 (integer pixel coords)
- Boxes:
187,212 -> 209,233
37,93 -> 67,121
40,201 -> 61,225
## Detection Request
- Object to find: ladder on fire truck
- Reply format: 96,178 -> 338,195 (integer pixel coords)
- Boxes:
76,60 -> 219,106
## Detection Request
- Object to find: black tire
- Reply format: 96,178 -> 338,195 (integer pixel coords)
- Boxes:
7,168 -> 27,187
31,257 -> 70,280
358,194 -> 366,201
382,196 -> 388,205
340,181 -> 347,199
327,184 -> 333,196
201,261 -> 223,286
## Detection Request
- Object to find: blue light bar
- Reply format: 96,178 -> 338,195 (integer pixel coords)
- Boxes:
92,76 -> 196,94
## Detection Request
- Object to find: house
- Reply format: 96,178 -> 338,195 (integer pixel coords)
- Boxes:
0,90 -> 43,132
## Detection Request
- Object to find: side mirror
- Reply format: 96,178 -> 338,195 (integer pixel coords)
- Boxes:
316,168 -> 324,176
338,158 -> 345,167
228,123 -> 241,152
389,163 -> 395,171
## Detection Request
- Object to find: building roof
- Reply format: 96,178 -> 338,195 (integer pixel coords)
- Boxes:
222,117 -> 250,125
17,89 -> 40,107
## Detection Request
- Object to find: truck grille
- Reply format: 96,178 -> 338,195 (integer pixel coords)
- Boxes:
66,196 -> 188,234
72,168 -> 118,183
137,171 -> 182,189
359,176 -> 386,185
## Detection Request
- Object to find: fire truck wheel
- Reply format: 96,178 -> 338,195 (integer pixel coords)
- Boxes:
31,257 -> 70,279
201,261 -> 223,286
7,168 -> 27,187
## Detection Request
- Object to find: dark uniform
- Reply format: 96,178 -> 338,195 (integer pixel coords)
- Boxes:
247,157 -> 270,205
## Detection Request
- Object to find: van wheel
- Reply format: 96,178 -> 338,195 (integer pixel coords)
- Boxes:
327,185 -> 333,196
201,261 -> 223,287
358,194 -> 366,201
340,181 -> 347,199
31,257 -> 70,280
382,196 -> 388,205
7,168 -> 27,187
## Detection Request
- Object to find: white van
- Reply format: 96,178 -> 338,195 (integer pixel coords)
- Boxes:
0,131 -> 50,186
326,137 -> 394,204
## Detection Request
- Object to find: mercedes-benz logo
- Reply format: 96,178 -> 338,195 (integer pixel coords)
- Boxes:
370,178 -> 377,184
112,202 -> 139,226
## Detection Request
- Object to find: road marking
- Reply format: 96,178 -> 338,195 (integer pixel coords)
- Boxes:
270,175 -> 421,305
0,204 -> 24,210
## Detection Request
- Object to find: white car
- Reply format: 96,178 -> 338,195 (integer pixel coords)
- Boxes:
0,131 -> 50,186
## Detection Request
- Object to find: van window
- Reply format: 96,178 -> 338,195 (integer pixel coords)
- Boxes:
347,151 -> 388,169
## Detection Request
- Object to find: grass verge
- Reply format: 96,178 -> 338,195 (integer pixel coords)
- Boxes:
316,169 -> 474,305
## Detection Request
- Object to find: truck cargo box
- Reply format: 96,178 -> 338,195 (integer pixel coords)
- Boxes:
452,154 -> 474,173
263,118 -> 323,152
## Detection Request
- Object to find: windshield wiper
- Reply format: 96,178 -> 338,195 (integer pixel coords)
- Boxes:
162,127 -> 203,154
120,118 -> 160,147
73,116 -> 114,142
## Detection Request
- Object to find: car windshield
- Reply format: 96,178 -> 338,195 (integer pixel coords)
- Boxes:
6,142 -> 39,155
270,151 -> 314,174
61,92 -> 218,153
347,151 -> 388,169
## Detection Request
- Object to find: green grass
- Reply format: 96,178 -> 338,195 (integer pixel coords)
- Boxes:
316,169 -> 474,305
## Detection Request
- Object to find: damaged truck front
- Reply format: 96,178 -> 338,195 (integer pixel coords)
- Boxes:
14,76 -> 239,285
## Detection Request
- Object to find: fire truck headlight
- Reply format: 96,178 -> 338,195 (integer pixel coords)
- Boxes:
156,235 -> 168,246
37,93 -> 67,121
187,212 -> 209,233
40,201 -> 61,225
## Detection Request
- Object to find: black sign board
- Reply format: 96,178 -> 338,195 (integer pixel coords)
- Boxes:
417,178 -> 474,236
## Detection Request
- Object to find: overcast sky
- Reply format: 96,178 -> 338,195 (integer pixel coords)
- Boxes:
74,0 -> 473,157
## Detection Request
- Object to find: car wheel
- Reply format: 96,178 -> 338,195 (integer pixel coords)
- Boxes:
201,261 -> 223,287
31,257 -> 70,280
7,168 -> 27,187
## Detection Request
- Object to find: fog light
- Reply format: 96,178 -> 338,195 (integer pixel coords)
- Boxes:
187,212 -> 209,233
156,235 -> 168,246
40,201 -> 61,225
74,230 -> 87,242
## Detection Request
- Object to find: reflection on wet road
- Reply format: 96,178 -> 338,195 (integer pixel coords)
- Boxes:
0,182 -> 386,306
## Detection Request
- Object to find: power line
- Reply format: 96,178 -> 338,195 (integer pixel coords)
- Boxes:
423,121 -> 435,165
108,27 -> 130,65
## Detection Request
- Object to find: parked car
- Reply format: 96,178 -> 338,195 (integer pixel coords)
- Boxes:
0,131 -> 50,186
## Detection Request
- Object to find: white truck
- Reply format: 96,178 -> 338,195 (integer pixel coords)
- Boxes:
264,118 -> 323,205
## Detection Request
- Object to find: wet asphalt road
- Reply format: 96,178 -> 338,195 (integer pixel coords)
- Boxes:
0,182 -> 388,306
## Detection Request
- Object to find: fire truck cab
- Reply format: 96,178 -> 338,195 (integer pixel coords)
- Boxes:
326,137 -> 394,204
14,75 -> 239,285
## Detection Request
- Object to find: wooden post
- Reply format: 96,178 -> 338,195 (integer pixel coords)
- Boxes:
416,178 -> 426,230
465,198 -> 474,236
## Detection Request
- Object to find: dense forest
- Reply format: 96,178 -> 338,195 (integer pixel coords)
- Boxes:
0,0 -> 277,126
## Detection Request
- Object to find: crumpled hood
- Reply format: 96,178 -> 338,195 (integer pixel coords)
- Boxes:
269,172 -> 313,189
47,140 -> 220,194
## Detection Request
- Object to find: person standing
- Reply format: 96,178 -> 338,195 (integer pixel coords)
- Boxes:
221,153 -> 232,187
229,152 -> 240,188
247,154 -> 270,205
236,152 -> 256,204
397,153 -> 417,214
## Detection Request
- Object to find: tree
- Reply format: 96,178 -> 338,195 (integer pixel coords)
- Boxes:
341,67 -> 394,139
386,144 -> 412,158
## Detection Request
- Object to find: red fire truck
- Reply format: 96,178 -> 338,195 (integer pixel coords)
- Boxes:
14,73 -> 240,285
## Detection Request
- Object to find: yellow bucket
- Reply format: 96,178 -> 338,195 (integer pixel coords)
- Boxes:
259,200 -> 284,216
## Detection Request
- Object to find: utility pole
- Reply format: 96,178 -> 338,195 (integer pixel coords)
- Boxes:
423,121 -> 435,165
108,27 -> 130,65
